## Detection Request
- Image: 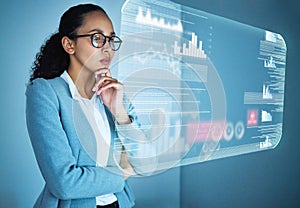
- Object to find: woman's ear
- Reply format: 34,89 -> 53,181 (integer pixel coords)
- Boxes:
61,36 -> 75,55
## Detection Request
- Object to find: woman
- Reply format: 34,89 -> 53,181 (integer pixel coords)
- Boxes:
26,4 -> 141,208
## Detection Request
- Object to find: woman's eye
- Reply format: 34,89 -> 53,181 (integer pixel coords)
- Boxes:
94,36 -> 101,41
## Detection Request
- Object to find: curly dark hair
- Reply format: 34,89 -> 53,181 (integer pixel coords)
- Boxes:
29,4 -> 107,82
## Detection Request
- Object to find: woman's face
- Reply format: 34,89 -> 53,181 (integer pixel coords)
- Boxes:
72,11 -> 115,73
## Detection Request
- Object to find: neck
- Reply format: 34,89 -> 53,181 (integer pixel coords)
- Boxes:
67,65 -> 96,99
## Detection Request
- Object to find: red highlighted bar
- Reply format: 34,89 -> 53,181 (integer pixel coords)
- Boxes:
187,120 -> 226,143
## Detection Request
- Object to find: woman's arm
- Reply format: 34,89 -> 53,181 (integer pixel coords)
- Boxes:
115,100 -> 158,176
93,69 -> 158,176
26,78 -> 125,200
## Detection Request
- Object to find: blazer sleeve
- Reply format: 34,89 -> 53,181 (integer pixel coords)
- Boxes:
115,99 -> 158,176
26,78 -> 125,200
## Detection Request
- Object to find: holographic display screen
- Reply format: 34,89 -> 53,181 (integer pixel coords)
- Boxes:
110,0 -> 287,173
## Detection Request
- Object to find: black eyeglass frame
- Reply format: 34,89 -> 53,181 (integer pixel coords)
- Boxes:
71,32 -> 122,51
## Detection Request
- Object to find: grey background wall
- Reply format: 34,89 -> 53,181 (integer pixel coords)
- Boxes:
0,0 -> 299,207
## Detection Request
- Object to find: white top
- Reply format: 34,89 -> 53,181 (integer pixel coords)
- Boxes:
61,71 -> 117,205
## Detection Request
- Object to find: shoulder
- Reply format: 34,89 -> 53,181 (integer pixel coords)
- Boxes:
26,77 -> 69,97
26,77 -> 67,92
26,77 -> 70,108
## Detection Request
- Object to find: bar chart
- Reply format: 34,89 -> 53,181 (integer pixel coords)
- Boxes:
174,33 -> 207,58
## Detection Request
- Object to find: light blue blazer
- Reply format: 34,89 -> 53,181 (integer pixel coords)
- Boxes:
26,77 -> 136,208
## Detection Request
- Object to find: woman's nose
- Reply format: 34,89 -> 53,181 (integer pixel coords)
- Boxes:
102,39 -> 113,52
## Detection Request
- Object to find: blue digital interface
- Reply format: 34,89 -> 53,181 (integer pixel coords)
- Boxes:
107,0 -> 287,174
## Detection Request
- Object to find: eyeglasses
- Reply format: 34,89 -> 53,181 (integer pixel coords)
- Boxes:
71,32 -> 122,51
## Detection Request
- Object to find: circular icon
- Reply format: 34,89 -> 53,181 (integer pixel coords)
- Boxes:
224,122 -> 234,141
235,121 -> 245,140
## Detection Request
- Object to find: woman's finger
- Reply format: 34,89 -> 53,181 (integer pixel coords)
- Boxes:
92,76 -> 117,92
95,68 -> 112,78
96,81 -> 123,95
95,68 -> 109,78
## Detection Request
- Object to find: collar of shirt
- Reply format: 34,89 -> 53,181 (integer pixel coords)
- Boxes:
60,70 -> 103,104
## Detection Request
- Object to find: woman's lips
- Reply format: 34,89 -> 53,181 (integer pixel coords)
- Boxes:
100,58 -> 110,65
